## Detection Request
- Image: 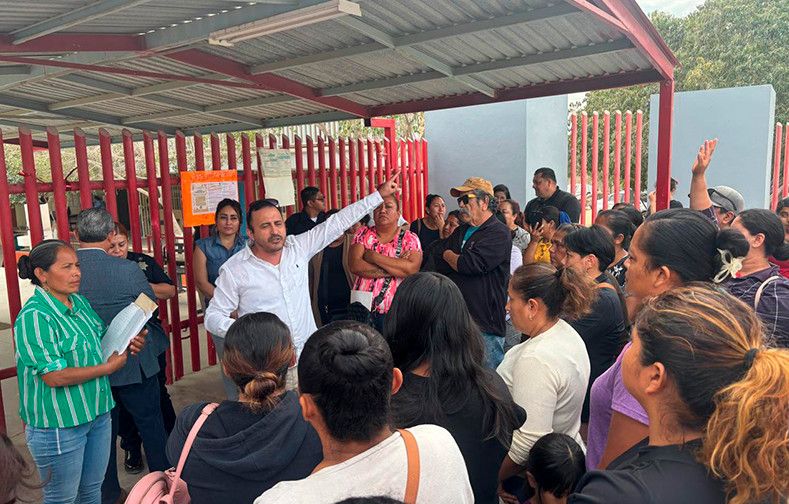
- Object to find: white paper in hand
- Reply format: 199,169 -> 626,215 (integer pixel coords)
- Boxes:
102,294 -> 156,363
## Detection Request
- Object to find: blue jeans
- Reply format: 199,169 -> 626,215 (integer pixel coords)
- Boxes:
25,412 -> 112,504
483,333 -> 505,369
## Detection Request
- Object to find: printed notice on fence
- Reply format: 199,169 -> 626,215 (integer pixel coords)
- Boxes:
181,170 -> 239,227
258,148 -> 296,207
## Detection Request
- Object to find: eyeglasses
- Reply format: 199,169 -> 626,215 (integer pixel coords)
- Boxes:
457,194 -> 478,205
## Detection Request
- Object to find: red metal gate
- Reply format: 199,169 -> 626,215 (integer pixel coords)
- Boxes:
0,125 -> 428,433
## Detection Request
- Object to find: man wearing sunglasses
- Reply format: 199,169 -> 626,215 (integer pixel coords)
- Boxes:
688,139 -> 745,227
205,171 -> 402,390
435,177 -> 512,369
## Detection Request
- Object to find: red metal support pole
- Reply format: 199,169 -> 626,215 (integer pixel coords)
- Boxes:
99,129 -> 118,220
241,135 -> 254,210
407,140 -> 417,221
19,127 -> 44,244
339,138 -> 348,208
328,138 -> 338,209
624,111 -> 632,203
46,127 -> 69,241
415,140 -> 424,218
157,131 -> 184,380
367,138 -> 375,193
306,136 -> 316,188
175,131 -> 201,373
580,113 -> 588,225
655,81 -> 674,211
255,133 -> 265,200
348,139 -> 358,203
421,140 -> 429,201
370,118 -> 396,180
193,132 -> 216,366
226,133 -> 237,173
0,131 -> 22,326
635,110 -> 644,209
375,140 -> 383,186
603,112 -> 610,211
143,131 -> 172,381
570,114 -> 577,198
294,135 -> 305,210
591,112 -> 599,222
614,111 -> 622,204
74,128 -> 92,210
357,139 -> 367,197
772,123 -> 783,210
282,135 -> 293,217
210,133 -> 221,171
399,140 -> 408,220
783,124 -> 789,199
317,137 -> 328,198
122,130 -> 143,253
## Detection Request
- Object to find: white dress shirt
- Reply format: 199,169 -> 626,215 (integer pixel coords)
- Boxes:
205,191 -> 384,355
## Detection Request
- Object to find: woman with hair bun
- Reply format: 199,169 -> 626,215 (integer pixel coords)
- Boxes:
166,312 -> 322,504
571,285 -> 789,504
727,208 -> 789,347
15,239 -> 146,504
496,263 -> 595,501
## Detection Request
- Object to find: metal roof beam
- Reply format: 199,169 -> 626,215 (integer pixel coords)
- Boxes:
0,52 -> 135,92
249,3 -> 578,74
143,0 -> 331,51
11,0 -> 154,45
55,74 -> 264,127
336,17 -> 497,97
0,66 -> 32,76
165,50 -> 369,117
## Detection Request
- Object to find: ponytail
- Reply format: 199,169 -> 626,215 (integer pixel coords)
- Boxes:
511,263 -> 596,320
704,348 -> 789,504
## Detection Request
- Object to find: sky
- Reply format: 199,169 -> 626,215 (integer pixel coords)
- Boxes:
636,0 -> 701,16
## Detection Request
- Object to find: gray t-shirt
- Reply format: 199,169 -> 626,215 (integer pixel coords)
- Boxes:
255,424 -> 473,504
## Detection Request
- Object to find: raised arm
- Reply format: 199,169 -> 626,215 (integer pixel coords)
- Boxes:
689,139 -> 718,211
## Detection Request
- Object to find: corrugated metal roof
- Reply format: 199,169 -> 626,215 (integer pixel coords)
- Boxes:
0,0 -> 677,142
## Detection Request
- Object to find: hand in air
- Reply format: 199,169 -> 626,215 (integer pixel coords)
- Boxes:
692,138 -> 718,176
377,169 -> 401,198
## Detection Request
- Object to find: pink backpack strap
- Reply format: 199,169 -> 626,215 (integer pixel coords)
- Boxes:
168,403 -> 219,497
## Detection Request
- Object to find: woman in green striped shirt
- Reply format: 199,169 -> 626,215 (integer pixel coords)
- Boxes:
15,240 -> 144,504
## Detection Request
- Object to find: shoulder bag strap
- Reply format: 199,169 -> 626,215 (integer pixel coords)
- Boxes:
169,403 -> 219,496
371,230 -> 408,310
754,275 -> 782,310
398,429 -> 420,504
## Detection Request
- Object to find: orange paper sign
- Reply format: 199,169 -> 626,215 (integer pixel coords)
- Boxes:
181,170 -> 239,227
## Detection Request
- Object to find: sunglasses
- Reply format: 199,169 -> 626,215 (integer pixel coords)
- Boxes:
262,198 -> 280,206
457,194 -> 478,205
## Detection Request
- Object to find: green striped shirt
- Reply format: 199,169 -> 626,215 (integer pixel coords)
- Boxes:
14,286 -> 114,428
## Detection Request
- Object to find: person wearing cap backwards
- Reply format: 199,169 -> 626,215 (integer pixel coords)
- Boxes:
435,177 -> 512,369
525,167 -> 582,223
688,139 -> 745,227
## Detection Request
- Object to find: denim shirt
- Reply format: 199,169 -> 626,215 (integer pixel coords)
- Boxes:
195,235 -> 247,286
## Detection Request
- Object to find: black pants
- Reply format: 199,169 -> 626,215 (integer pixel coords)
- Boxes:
101,373 -> 169,504
118,353 -> 176,453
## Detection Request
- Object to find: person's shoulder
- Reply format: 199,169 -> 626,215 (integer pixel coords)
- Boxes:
406,425 -> 464,458
174,402 -> 211,432
569,469 -> 646,504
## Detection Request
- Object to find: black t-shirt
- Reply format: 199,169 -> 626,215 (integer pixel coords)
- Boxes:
392,371 -> 526,504
569,275 -> 627,423
607,255 -> 628,289
127,251 -> 174,286
525,188 -> 582,223
409,219 -> 440,250
317,243 -> 350,323
569,438 -> 727,504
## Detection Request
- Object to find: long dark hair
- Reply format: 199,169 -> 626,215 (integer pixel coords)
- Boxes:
526,433 -> 586,498
596,209 -> 636,250
383,272 -> 521,447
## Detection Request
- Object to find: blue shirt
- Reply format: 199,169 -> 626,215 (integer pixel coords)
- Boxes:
195,234 -> 247,286
461,226 -> 480,248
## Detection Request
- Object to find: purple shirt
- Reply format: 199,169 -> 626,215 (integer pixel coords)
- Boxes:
585,342 -> 649,470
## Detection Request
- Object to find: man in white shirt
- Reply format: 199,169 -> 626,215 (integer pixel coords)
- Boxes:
205,171 -> 401,383
255,322 -> 473,504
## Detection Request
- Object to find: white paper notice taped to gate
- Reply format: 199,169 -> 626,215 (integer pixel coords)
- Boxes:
258,147 -> 296,207
262,177 -> 296,207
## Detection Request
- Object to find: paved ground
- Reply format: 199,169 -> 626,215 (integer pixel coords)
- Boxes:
0,267 -> 226,501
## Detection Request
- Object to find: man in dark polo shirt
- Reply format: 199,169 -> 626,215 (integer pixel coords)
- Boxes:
286,186 -> 327,235
525,167 -> 582,223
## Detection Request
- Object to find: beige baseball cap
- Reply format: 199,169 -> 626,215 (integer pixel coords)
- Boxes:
450,177 -> 494,197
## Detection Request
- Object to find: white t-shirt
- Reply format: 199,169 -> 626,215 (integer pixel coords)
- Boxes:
255,425 -> 473,504
496,318 -> 591,464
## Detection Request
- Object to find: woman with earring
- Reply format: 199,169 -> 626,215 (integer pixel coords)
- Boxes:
15,240 -> 146,504
496,263 -> 596,502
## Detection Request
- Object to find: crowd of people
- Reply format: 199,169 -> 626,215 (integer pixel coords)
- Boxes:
5,142 -> 789,504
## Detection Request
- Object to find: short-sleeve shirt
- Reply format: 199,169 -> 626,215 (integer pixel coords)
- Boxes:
352,226 -> 421,314
195,234 -> 246,286
14,286 -> 114,428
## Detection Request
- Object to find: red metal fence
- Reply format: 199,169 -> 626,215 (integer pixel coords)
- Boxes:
0,125 -> 427,433
771,122 -> 789,210
569,110 -> 645,225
